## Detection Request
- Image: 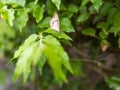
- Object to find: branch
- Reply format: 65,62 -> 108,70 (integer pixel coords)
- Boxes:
72,46 -> 120,76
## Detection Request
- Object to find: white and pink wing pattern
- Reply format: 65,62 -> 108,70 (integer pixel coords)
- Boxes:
50,12 -> 60,32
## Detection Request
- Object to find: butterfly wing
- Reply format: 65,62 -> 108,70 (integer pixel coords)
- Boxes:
50,12 -> 60,32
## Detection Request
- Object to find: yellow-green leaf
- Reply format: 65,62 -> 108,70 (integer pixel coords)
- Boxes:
11,34 -> 37,60
51,0 -> 61,10
0,0 -> 26,7
33,4 -> 45,23
43,35 -> 73,83
1,8 -> 15,27
16,9 -> 28,31
81,0 -> 90,6
91,0 -> 102,12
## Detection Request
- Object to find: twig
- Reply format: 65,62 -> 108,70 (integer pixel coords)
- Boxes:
72,46 -> 120,76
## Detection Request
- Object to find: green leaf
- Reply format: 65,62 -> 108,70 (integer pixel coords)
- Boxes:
60,18 -> 75,33
58,47 -> 73,74
81,0 -> 90,6
33,4 -> 45,23
60,3 -> 67,11
31,38 -> 45,66
105,77 -> 120,90
0,0 -> 26,7
60,12 -> 73,19
96,22 -> 106,29
1,8 -> 15,27
42,28 -> 72,41
11,34 -> 38,60
113,11 -> 120,36
107,7 -> 118,26
37,17 -> 51,29
89,6 -> 96,14
16,9 -> 28,32
90,0 -> 102,12
30,68 -> 36,82
35,0 -> 38,5
13,34 -> 46,83
77,12 -> 89,23
99,29 -> 108,39
68,4 -> 78,13
38,54 -> 46,75
26,1 -> 35,11
0,3 -> 3,8
51,0 -> 61,10
14,43 -> 37,82
95,3 -> 113,21
47,0 -> 57,15
43,35 -> 67,83
43,35 -> 73,83
81,28 -> 96,36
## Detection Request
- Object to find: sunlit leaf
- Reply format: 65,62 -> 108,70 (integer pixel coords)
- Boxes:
43,35 -> 67,83
51,0 -> 61,10
14,43 -> 37,82
26,1 -> 35,11
12,34 -> 38,82
0,0 -> 26,7
33,4 -> 45,23
35,0 -> 38,5
32,39 -> 45,66
0,3 -> 3,8
1,8 -> 15,27
43,35 -> 73,83
30,68 -> 36,82
38,54 -> 46,75
12,34 -> 38,60
16,9 -> 28,32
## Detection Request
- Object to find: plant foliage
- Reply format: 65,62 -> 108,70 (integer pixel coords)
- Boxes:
0,0 -> 120,89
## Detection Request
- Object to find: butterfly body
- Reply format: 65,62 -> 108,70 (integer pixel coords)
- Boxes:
50,12 -> 60,32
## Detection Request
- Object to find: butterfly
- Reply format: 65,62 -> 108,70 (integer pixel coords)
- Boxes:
50,12 -> 60,32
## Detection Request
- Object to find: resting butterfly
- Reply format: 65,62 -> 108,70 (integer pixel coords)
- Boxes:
50,12 -> 60,32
